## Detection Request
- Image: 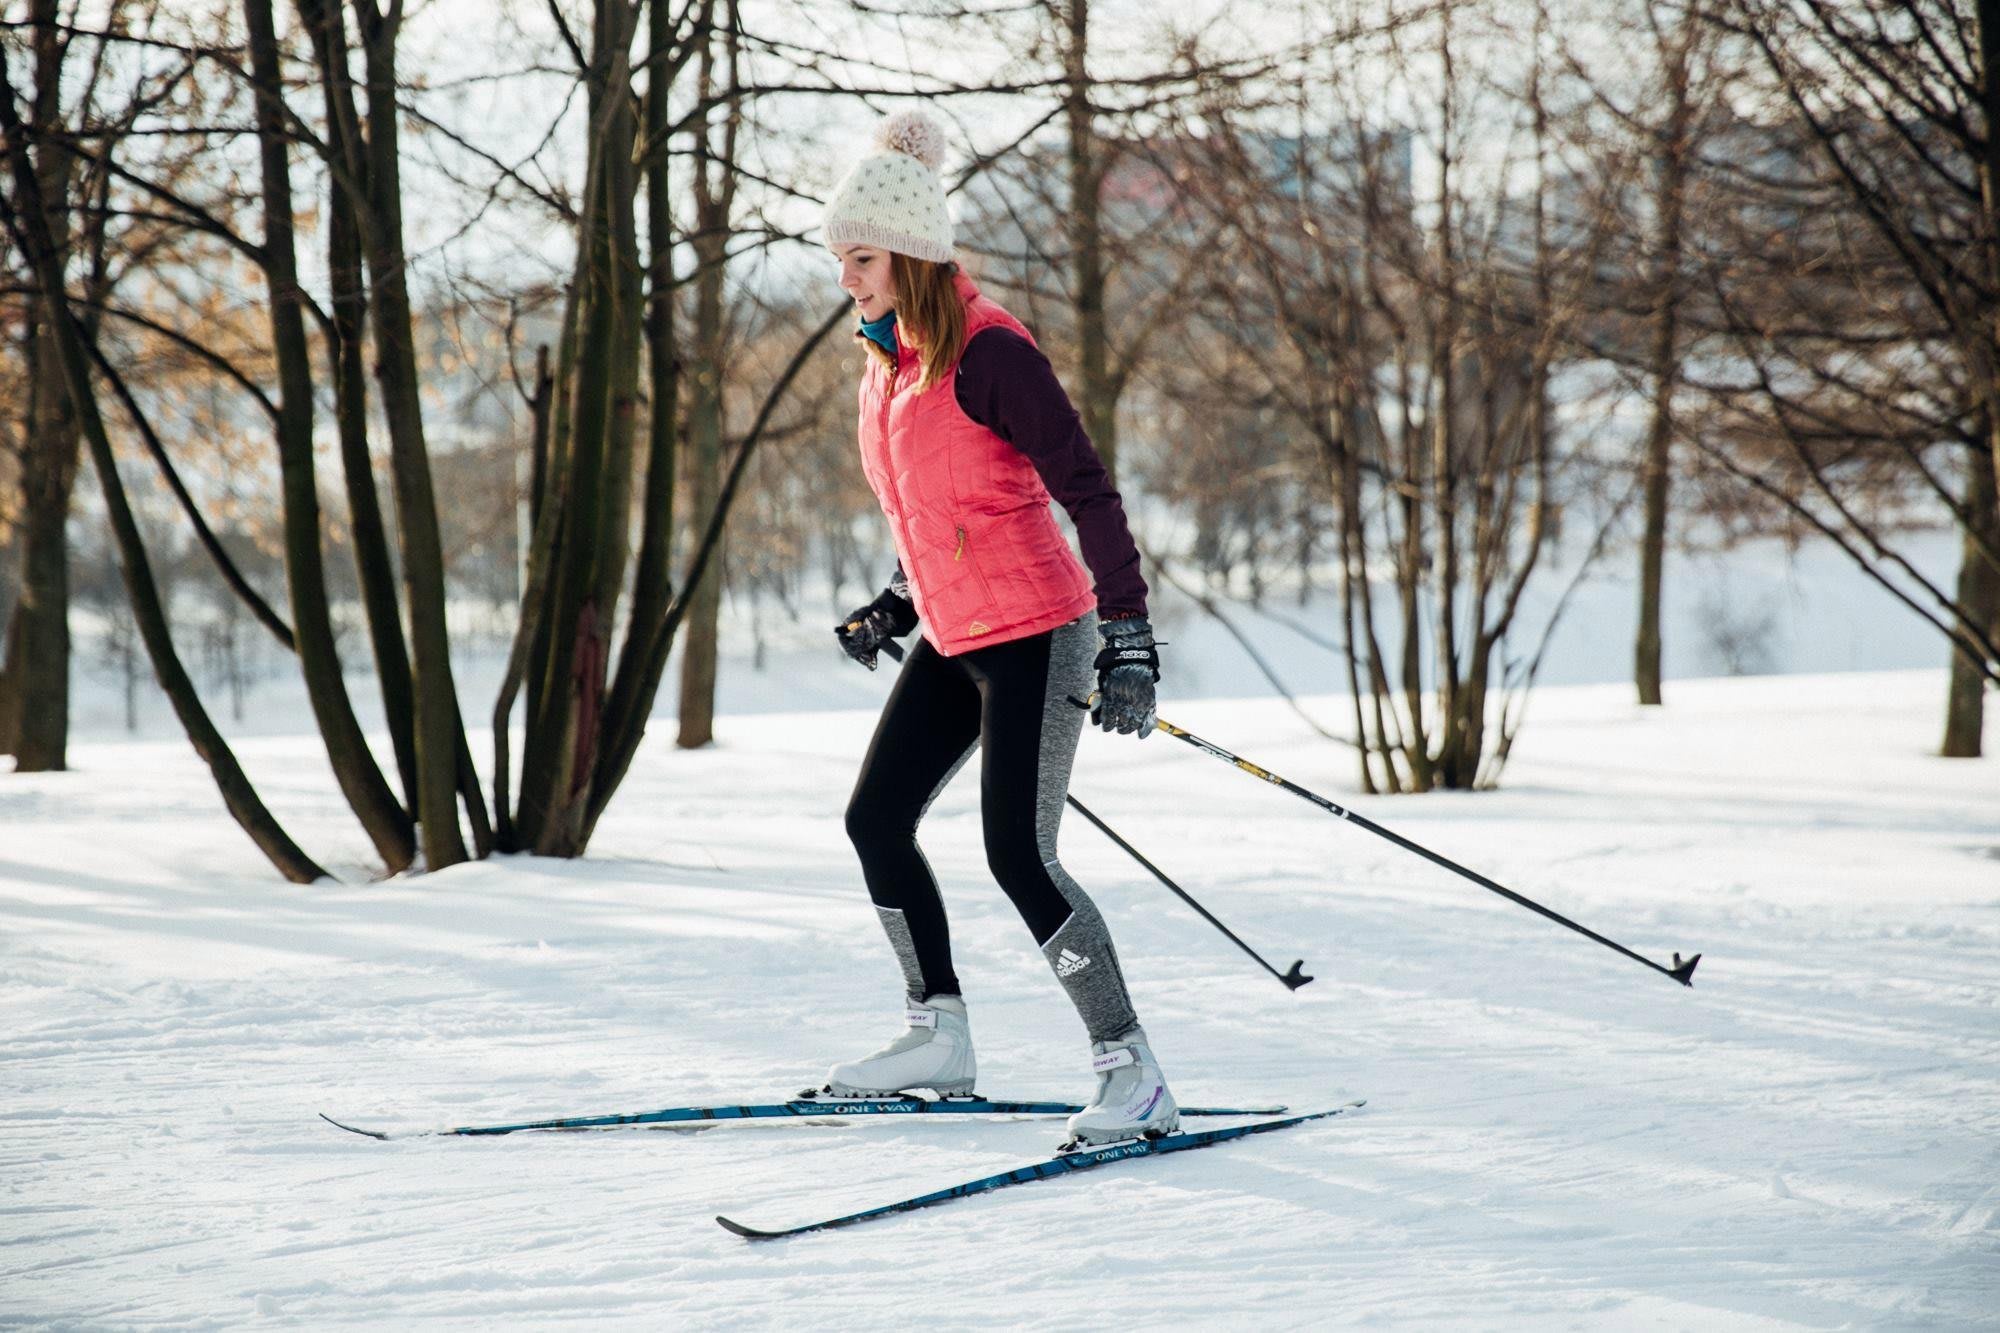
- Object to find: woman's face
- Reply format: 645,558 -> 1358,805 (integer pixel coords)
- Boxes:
833,243 -> 895,320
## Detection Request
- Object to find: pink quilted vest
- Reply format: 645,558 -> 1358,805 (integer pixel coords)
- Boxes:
857,271 -> 1096,657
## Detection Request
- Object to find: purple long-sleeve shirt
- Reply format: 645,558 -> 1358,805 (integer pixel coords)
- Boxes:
950,327 -> 1148,620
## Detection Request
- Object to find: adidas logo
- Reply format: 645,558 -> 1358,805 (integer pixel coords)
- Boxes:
1055,948 -> 1092,977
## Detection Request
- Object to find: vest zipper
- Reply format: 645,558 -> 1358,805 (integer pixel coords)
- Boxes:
954,526 -> 966,561
880,354 -> 925,612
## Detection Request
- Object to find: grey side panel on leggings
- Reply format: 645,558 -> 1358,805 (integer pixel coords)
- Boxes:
876,738 -> 978,1002
1032,613 -> 1141,1043
874,906 -> 926,1003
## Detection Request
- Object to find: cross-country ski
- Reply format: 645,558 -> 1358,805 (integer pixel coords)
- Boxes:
716,1102 -> 1366,1239
318,1091 -> 1288,1141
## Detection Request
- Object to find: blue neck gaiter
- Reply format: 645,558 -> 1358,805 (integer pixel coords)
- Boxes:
859,308 -> 898,357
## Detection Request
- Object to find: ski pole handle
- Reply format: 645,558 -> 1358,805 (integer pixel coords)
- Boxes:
1069,690 -> 1160,731
840,623 -> 905,664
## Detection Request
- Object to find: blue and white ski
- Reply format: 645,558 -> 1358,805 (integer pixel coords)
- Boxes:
319,1091 -> 1289,1141
715,1100 -> 1366,1239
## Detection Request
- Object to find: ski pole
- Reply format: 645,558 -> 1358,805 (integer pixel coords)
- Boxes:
1068,696 -> 1701,988
1064,793 -> 1312,991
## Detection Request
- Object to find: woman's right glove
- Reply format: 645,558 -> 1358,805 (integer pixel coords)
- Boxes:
1092,615 -> 1160,737
836,583 -> 919,670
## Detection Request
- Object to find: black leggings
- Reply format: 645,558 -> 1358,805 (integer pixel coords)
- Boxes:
844,614 -> 1139,1043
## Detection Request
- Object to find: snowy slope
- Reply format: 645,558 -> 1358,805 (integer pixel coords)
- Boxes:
3,670 -> 1996,1328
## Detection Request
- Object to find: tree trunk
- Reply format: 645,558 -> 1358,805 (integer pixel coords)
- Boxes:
1323,390 -> 1378,794
7,393 -> 73,770
1429,265 -> 1463,778
676,16 -> 735,751
1942,444 -> 1999,756
1633,379 -> 1673,706
674,242 -> 724,751
512,0 -> 641,853
0,631 -> 16,758
245,0 -> 414,870
1396,362 -> 1429,788
594,74 -> 644,628
492,349 -> 554,852
0,523 -> 17,756
591,0 -> 682,813
299,0 -> 420,812
1979,0 -> 2000,513
1063,0 -> 1117,485
356,0 -> 475,868
1635,13 -> 1691,708
6,0 -> 82,773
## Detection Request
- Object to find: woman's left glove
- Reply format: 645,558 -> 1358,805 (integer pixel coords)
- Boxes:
836,585 -> 919,670
1092,615 -> 1159,738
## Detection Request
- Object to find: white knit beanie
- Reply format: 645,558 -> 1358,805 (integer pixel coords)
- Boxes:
821,110 -> 955,262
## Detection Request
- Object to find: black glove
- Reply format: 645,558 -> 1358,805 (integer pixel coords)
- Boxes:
836,584 -> 919,670
1092,615 -> 1159,737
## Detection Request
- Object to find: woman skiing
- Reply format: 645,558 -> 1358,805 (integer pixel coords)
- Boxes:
815,110 -> 1176,1148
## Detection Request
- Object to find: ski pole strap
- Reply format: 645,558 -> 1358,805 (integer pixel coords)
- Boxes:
1092,640 -> 1159,682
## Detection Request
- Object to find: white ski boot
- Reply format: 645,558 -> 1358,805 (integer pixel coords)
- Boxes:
1065,1028 -> 1180,1147
825,995 -> 976,1097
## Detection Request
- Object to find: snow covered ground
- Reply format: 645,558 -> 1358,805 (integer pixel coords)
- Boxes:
3,669 -> 1997,1328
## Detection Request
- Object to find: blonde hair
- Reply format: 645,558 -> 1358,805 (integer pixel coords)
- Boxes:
859,254 -> 966,393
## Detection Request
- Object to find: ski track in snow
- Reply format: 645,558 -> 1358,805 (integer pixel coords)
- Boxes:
2,669 -> 1997,1328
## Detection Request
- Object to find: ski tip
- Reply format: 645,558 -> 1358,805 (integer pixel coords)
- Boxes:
1280,960 -> 1314,991
715,1214 -> 781,1241
1670,952 -> 1702,987
319,1112 -> 390,1141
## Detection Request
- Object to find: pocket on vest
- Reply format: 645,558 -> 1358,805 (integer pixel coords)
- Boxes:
917,513 -> 996,633
971,507 -> 1085,638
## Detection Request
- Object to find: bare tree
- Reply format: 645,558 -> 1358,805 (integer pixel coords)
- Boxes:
244,0 -> 414,867
1714,0 -> 2000,749
1617,1 -> 1724,706
296,0 -> 419,809
0,46 -> 327,880
1,0 -> 101,772
1149,0 -> 1615,791
675,0 -> 737,753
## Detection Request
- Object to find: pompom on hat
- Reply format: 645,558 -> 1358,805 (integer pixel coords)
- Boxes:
821,110 -> 955,262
